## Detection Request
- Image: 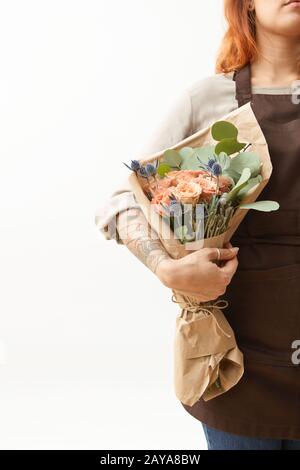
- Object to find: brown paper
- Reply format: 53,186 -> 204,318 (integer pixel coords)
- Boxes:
129,101 -> 272,258
128,101 -> 273,406
172,292 -> 244,405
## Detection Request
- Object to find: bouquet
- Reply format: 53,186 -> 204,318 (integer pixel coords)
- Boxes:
124,102 -> 279,406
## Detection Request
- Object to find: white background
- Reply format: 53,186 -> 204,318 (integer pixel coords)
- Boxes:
0,0 -> 224,449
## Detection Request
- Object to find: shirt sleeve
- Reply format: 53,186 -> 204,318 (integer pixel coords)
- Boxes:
94,88 -> 193,244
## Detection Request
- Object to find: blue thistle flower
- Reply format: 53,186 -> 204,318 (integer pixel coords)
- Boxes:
130,160 -> 140,171
211,162 -> 222,176
123,159 -> 140,171
197,155 -> 218,173
207,157 -> 217,169
197,153 -> 227,178
145,163 -> 156,176
138,166 -> 148,177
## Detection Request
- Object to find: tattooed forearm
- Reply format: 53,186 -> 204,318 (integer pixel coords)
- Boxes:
117,208 -> 170,274
127,237 -> 171,274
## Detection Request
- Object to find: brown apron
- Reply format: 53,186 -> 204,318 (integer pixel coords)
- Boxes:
181,62 -> 300,439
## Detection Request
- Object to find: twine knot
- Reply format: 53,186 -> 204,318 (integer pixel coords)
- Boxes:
171,291 -> 231,338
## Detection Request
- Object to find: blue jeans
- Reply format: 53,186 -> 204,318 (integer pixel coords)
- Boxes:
202,424 -> 300,450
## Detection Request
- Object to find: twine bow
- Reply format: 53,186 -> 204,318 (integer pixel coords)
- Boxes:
171,292 -> 231,338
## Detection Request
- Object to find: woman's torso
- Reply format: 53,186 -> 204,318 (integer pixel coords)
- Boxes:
188,68 -> 300,270
221,61 -> 300,360
181,63 -> 300,439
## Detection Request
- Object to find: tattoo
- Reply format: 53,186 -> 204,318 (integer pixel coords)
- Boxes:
117,208 -> 170,274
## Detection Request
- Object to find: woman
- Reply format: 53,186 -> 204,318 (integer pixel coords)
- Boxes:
95,0 -> 300,450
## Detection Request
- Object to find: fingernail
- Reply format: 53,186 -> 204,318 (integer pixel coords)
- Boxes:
232,247 -> 239,253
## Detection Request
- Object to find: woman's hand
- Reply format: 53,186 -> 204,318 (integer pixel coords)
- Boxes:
156,242 -> 239,302
117,208 -> 239,302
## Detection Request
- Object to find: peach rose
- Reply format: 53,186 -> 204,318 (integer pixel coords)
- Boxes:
154,177 -> 173,191
171,180 -> 202,206
151,188 -> 173,215
193,175 -> 216,201
218,175 -> 233,193
166,170 -> 207,186
150,170 -> 233,208
193,174 -> 233,201
144,175 -> 173,199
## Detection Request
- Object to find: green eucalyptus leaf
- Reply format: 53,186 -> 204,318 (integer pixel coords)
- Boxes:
215,138 -> 246,156
212,121 -> 238,141
178,147 -> 194,159
163,149 -> 182,168
218,151 -> 231,171
223,167 -> 241,183
223,174 -> 236,189
225,167 -> 251,203
237,175 -> 262,200
181,145 -> 215,170
230,152 -> 261,177
239,201 -> 280,212
157,163 -> 172,177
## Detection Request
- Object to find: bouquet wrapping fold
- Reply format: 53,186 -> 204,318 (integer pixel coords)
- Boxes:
128,101 -> 274,406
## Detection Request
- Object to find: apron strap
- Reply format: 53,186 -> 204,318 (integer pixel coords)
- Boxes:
233,62 -> 252,107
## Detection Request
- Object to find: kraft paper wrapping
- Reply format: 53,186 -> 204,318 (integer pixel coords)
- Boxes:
172,293 -> 244,405
128,101 -> 273,406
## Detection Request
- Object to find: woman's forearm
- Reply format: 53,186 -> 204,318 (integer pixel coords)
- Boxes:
116,208 -> 171,276
116,208 -> 239,301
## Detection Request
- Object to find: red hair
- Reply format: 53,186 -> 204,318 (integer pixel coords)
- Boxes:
215,0 -> 258,73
